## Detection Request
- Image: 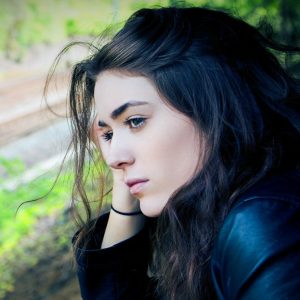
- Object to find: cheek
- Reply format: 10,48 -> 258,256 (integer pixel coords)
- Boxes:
90,120 -> 100,144
145,121 -> 200,186
95,135 -> 109,163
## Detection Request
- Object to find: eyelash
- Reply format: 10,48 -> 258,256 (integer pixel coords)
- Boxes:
101,117 -> 146,142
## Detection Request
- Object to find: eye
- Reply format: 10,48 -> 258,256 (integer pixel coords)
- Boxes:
100,117 -> 146,142
124,117 -> 146,129
101,131 -> 113,142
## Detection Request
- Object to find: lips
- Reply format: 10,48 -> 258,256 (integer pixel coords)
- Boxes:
125,178 -> 149,188
125,178 -> 149,195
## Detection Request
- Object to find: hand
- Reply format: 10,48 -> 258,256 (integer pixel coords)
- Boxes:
90,122 -> 140,212
110,168 -> 141,213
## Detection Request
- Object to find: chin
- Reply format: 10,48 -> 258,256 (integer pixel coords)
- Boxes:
139,199 -> 164,218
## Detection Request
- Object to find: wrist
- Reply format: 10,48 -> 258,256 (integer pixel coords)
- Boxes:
112,190 -> 140,211
110,204 -> 142,216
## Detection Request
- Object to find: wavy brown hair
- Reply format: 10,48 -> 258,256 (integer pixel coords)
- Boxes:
46,6 -> 300,299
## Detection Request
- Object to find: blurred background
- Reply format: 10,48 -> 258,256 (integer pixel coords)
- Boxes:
0,0 -> 299,299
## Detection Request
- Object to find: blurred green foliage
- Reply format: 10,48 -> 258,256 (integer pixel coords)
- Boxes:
0,0 -> 170,61
0,155 -> 111,297
0,157 -> 71,296
1,0 -> 299,62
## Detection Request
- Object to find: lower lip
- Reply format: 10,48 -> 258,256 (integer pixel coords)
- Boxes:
129,181 -> 148,195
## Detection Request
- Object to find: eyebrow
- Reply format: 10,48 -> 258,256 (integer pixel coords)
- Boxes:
97,100 -> 149,128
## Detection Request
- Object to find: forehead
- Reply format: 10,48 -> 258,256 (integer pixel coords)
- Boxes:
94,70 -> 161,107
94,70 -> 185,123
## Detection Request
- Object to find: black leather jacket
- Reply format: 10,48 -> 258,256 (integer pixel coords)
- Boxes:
74,170 -> 300,299
211,170 -> 300,299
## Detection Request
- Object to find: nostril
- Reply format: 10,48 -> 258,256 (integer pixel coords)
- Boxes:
108,157 -> 135,169
108,159 -> 127,169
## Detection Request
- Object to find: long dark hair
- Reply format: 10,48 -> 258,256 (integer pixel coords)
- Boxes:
47,6 -> 300,299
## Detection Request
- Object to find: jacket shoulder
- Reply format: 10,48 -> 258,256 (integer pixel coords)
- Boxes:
211,170 -> 300,300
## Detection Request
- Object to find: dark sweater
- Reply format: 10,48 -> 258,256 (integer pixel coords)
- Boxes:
73,170 -> 300,300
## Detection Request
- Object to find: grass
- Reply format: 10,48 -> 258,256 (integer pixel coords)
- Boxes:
0,157 -> 71,296
0,155 -> 111,297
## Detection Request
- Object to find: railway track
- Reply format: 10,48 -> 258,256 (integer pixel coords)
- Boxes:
0,40 -> 91,184
0,69 -> 73,187
0,71 -> 69,146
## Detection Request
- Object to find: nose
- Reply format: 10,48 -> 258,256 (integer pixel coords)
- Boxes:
107,155 -> 134,169
106,136 -> 134,170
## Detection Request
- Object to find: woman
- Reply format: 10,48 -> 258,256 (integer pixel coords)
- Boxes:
54,6 -> 300,300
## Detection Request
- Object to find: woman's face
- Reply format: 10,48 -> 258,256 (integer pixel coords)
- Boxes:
94,70 -> 202,217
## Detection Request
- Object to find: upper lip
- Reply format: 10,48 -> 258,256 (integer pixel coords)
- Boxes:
125,178 -> 149,188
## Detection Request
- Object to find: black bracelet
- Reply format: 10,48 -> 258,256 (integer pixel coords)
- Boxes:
110,204 -> 142,216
